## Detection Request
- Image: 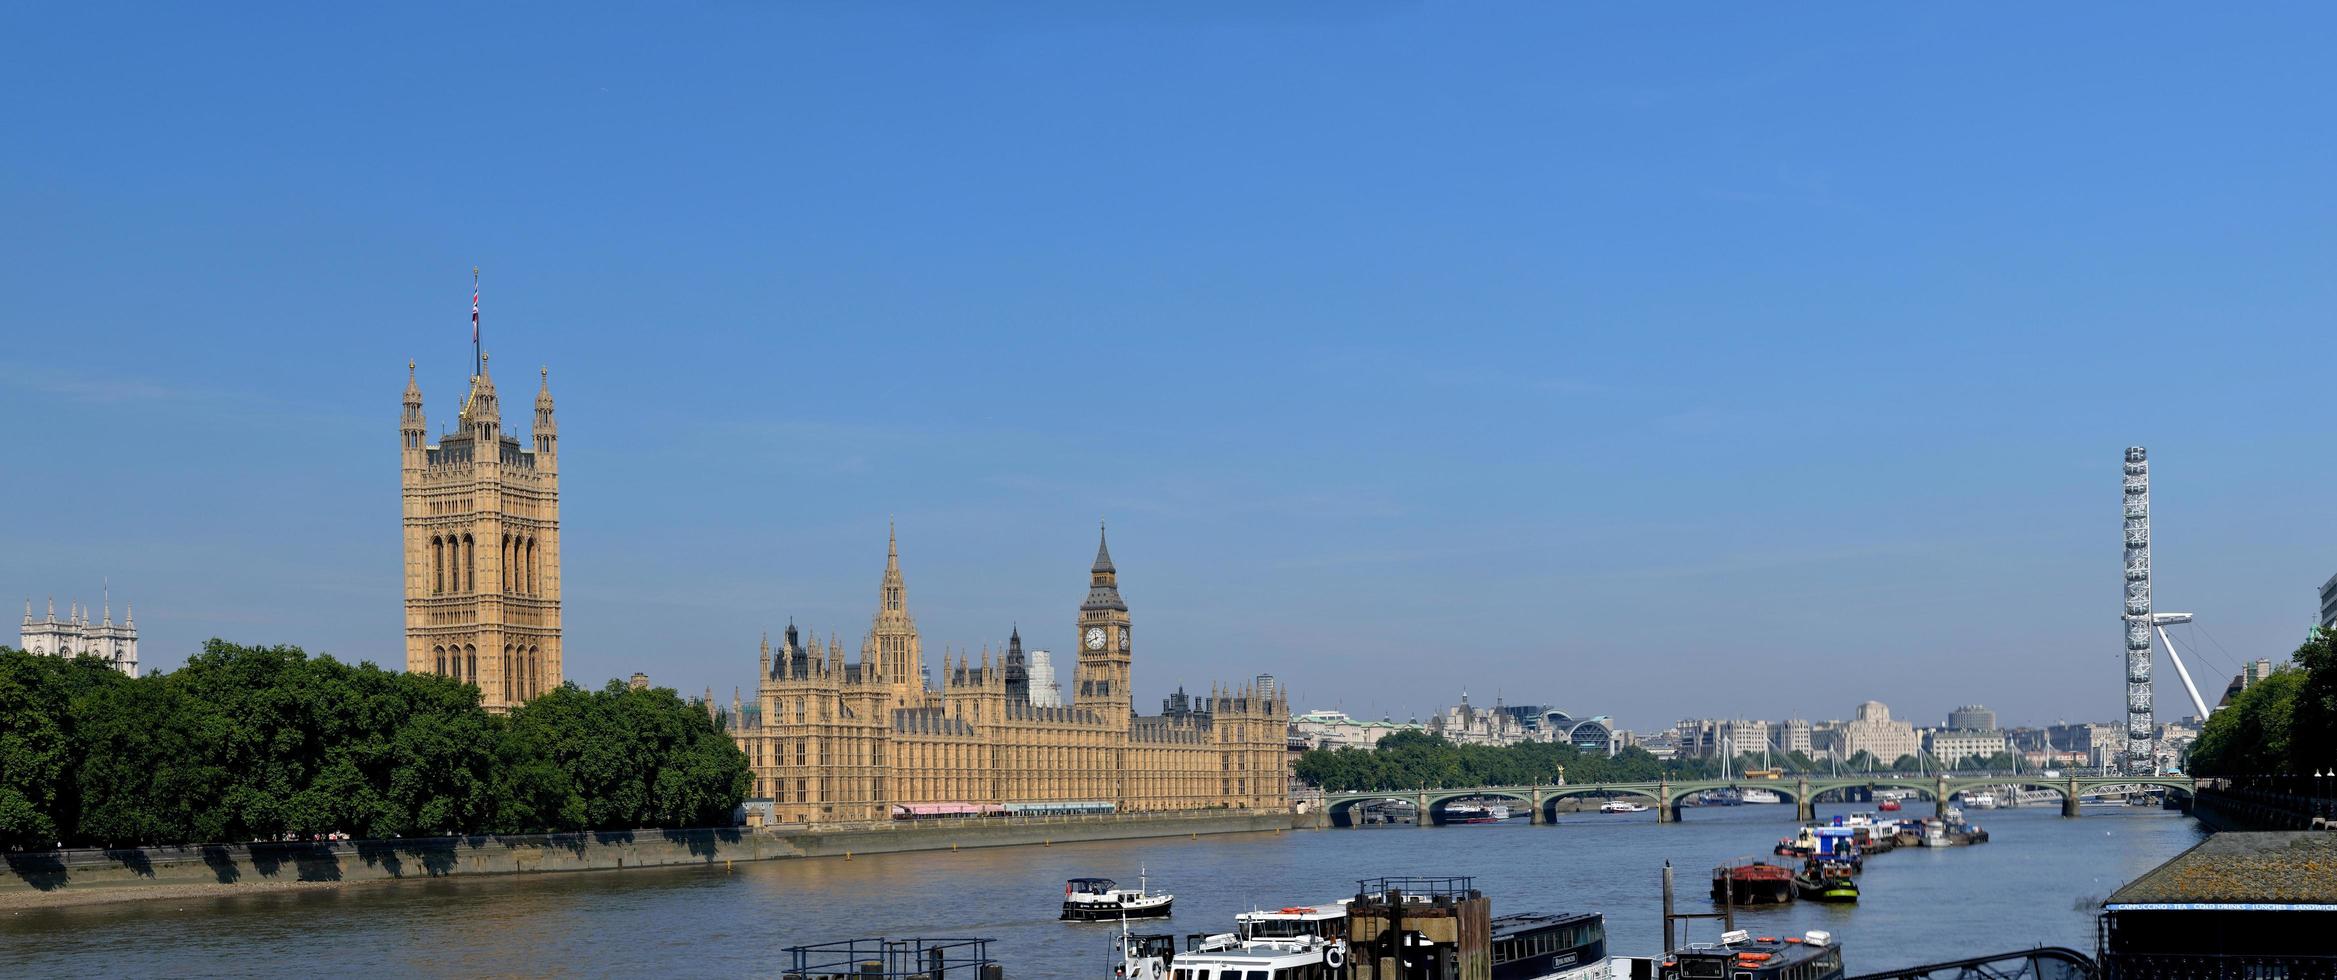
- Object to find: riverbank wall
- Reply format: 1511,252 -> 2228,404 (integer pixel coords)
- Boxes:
2191,787 -> 2334,832
1,810 -> 1296,904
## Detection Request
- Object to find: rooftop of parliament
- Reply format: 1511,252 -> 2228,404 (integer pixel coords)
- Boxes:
728,526 -> 1289,825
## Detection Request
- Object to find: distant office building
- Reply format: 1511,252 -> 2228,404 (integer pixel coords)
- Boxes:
1429,691 -> 1531,746
1810,721 -> 1848,761
1025,649 -> 1064,707
2217,658 -> 2279,709
2046,722 -> 2123,767
2005,727 -> 2048,753
2321,572 -> 2337,630
1254,674 -> 1279,704
1925,728 -> 2008,766
1841,701 -> 1920,766
1946,705 -> 1996,731
1778,719 -> 1813,757
19,596 -> 138,676
1542,710 -> 1617,756
1290,710 -> 1426,750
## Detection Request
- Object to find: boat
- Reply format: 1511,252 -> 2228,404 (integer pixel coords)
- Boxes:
1657,929 -> 1846,979
1963,792 -> 1998,810
1698,789 -> 1743,806
1711,859 -> 1796,905
1062,871 -> 1173,921
1118,927 -> 1336,980
1877,798 -> 1902,812
1445,802 -> 1511,824
1774,827 -> 1819,858
1127,876 -> 1609,980
1739,788 -> 1782,805
1599,800 -> 1650,814
1793,864 -> 1860,903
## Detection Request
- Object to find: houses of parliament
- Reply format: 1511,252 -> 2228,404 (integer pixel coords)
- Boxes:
399,350 -> 1286,816
400,354 -> 563,712
728,526 -> 1290,824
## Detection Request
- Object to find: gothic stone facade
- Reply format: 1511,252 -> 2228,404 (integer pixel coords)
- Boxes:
20,597 -> 138,676
400,356 -> 563,712
731,528 -> 1288,824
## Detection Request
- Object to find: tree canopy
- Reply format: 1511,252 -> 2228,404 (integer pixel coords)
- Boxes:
2189,628 -> 2337,777
1292,730 -> 1671,791
0,641 -> 750,849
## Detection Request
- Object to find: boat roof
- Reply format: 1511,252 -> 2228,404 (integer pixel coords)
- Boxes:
2104,831 -> 2337,909
1490,911 -> 1601,938
1174,941 -> 1331,967
1068,877 -> 1116,886
1676,930 -> 1836,965
1236,902 -> 1349,921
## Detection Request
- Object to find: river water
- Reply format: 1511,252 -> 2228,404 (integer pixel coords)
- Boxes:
4,803 -> 2203,979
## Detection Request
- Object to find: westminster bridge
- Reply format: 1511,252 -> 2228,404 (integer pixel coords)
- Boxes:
1318,772 -> 2198,825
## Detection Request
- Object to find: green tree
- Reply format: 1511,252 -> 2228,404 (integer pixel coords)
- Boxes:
502,680 -> 750,831
2192,667 -> 2305,776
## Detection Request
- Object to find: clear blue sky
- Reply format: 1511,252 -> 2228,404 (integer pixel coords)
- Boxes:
5,5 -> 2332,731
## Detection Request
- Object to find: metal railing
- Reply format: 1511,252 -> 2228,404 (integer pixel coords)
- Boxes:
781,938 -> 999,980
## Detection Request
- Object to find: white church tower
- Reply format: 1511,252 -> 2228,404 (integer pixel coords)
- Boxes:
20,591 -> 140,676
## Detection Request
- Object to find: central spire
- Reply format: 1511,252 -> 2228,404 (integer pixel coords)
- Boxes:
1082,521 -> 1126,613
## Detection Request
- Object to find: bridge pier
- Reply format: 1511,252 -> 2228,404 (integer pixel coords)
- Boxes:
1795,777 -> 1814,822
2063,777 -> 2081,818
1528,788 -> 1542,826
1935,775 -> 1950,820
1416,792 -> 1430,827
1656,780 -> 1675,822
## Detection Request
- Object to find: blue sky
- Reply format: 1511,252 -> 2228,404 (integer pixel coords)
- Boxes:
4,5 -> 2333,731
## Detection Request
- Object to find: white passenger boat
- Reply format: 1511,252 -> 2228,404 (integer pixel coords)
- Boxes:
1740,788 -> 1782,805
1962,792 -> 1998,810
1063,870 -> 1173,921
1599,800 -> 1649,813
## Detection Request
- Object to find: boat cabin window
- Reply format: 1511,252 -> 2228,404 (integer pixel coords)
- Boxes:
1681,960 -> 1729,979
1244,920 -> 1320,939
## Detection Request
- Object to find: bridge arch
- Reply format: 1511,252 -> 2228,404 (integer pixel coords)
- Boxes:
1422,788 -> 1537,825
1324,795 -> 1421,827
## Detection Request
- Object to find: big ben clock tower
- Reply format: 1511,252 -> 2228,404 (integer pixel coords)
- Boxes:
1074,523 -> 1133,718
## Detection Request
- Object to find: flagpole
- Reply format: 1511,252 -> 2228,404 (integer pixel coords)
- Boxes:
472,266 -> 482,377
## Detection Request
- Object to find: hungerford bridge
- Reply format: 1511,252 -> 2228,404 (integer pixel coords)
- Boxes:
1318,772 -> 2197,826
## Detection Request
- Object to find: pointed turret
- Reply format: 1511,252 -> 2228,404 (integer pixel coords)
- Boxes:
401,360 -> 428,470
533,366 -> 558,470
759,631 -> 772,678
20,600 -> 29,627
463,353 -> 502,445
45,596 -> 55,623
1082,522 -> 1126,613
1004,623 -> 1031,702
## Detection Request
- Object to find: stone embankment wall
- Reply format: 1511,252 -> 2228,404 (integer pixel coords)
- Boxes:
1,810 -> 1295,902
2192,788 -> 2335,832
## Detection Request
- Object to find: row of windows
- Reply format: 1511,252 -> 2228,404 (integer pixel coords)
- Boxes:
429,642 -> 546,701
426,532 -> 547,596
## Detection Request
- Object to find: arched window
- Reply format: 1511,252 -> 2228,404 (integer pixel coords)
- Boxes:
465,645 -> 477,683
504,644 -> 515,701
526,538 -> 537,595
463,535 -> 475,592
434,645 -> 445,675
528,645 -> 540,699
431,537 -> 444,594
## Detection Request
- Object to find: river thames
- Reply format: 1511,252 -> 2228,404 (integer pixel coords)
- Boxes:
4,803 -> 2202,978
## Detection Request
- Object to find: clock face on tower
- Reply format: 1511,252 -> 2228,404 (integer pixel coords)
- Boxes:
1085,627 -> 1107,650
